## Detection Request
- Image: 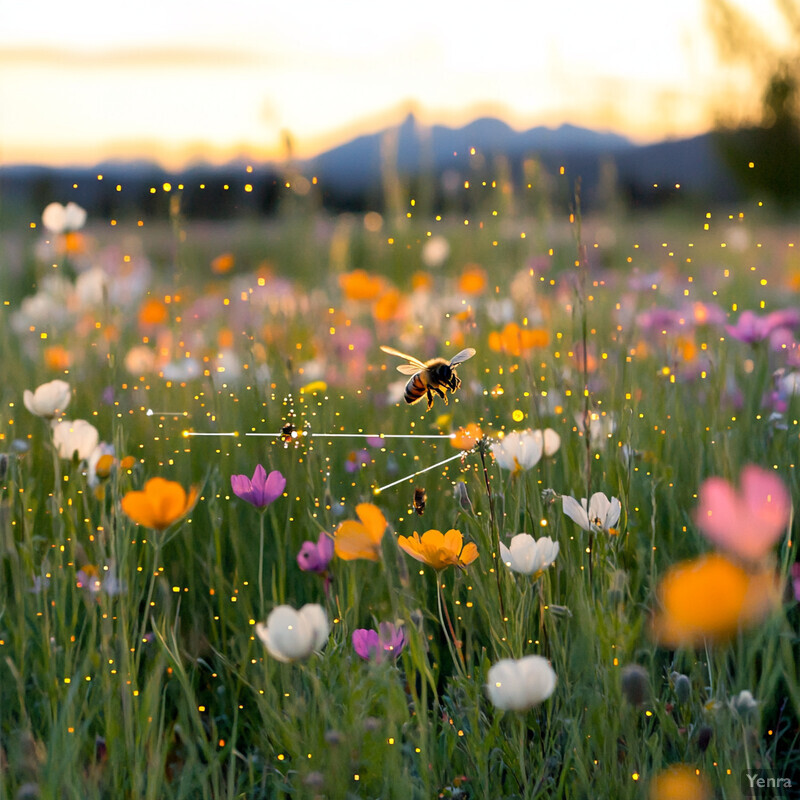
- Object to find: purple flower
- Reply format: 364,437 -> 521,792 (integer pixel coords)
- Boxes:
352,622 -> 407,663
726,309 -> 800,344
297,532 -> 335,574
344,449 -> 371,473
792,563 -> 800,603
231,465 -> 286,509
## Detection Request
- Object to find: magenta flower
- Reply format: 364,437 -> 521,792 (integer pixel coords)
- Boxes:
297,532 -> 335,573
695,464 -> 791,563
726,309 -> 800,344
231,465 -> 286,509
352,622 -> 407,662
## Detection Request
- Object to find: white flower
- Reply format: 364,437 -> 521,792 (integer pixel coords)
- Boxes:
74,267 -> 108,309
562,492 -> 621,535
532,428 -> 561,457
23,380 -> 71,418
255,603 -> 330,663
51,419 -> 99,461
421,235 -> 450,269
486,655 -> 557,711
491,430 -> 543,474
575,411 -> 616,446
41,201 -> 87,233
499,534 -> 559,576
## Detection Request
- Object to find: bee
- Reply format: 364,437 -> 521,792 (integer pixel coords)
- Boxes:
280,422 -> 297,444
413,486 -> 427,515
380,345 -> 476,410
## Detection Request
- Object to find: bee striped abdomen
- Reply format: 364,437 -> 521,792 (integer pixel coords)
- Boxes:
404,372 -> 428,404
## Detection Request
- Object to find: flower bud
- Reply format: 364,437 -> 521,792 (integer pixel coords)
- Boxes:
671,672 -> 691,705
620,664 -> 649,707
729,689 -> 758,719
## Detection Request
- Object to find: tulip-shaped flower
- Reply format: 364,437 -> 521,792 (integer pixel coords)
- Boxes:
51,419 -> 100,461
231,465 -> 286,510
24,380 -> 72,419
694,464 -> 790,563
334,503 -> 387,561
352,622 -> 407,662
562,491 -> 621,535
397,528 -> 478,571
255,603 -> 330,662
499,533 -> 559,577
297,532 -> 335,573
486,654 -> 557,711
121,477 -> 198,531
490,430 -> 543,474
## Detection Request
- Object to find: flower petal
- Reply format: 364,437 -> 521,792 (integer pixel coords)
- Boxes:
562,495 -> 590,530
334,521 -> 380,561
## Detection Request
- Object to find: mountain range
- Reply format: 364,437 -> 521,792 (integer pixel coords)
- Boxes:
0,114 -> 746,218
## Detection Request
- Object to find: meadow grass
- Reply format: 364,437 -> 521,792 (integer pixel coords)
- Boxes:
0,186 -> 799,799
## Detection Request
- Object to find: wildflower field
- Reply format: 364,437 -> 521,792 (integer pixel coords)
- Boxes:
1,180 -> 799,799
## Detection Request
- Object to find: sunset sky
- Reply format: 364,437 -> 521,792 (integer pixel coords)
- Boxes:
0,0 -> 789,167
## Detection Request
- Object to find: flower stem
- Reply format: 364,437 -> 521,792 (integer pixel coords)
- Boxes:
258,511 -> 266,619
436,577 -> 466,677
477,442 -> 507,628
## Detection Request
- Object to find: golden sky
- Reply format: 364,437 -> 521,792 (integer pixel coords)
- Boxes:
0,0 -> 786,167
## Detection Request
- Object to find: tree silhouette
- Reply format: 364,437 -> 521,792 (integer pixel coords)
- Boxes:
706,0 -> 800,206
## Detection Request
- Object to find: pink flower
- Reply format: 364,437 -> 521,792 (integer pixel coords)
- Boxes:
297,532 -> 335,574
352,622 -> 407,662
726,309 -> 800,344
231,465 -> 286,509
695,465 -> 791,563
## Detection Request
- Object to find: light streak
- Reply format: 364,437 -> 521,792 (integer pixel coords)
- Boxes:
373,451 -> 469,495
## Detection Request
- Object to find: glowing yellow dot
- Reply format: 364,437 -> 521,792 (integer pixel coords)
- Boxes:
512,409 -> 524,422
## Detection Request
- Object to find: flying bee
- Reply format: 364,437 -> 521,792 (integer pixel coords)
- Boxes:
380,345 -> 476,410
413,486 -> 427,516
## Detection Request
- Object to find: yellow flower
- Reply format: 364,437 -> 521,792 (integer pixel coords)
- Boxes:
121,477 -> 198,531
333,503 -> 388,561
397,529 -> 478,571
652,553 -> 781,648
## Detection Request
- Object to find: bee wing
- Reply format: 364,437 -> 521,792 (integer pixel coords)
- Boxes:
448,348 -> 476,366
396,365 -> 422,375
380,345 -> 428,370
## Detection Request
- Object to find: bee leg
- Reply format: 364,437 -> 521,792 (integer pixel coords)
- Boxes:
433,386 -> 448,405
426,388 -> 434,410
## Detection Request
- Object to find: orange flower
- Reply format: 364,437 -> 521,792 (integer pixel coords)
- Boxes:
372,287 -> 403,322
44,345 -> 72,371
411,271 -> 433,291
649,765 -> 710,800
138,298 -> 169,328
334,503 -> 388,561
488,323 -> 549,356
458,265 -> 487,296
652,553 -> 781,648
121,477 -> 198,531
62,231 -> 87,256
451,423 -> 483,450
211,252 -> 235,274
397,529 -> 478,571
339,269 -> 385,301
